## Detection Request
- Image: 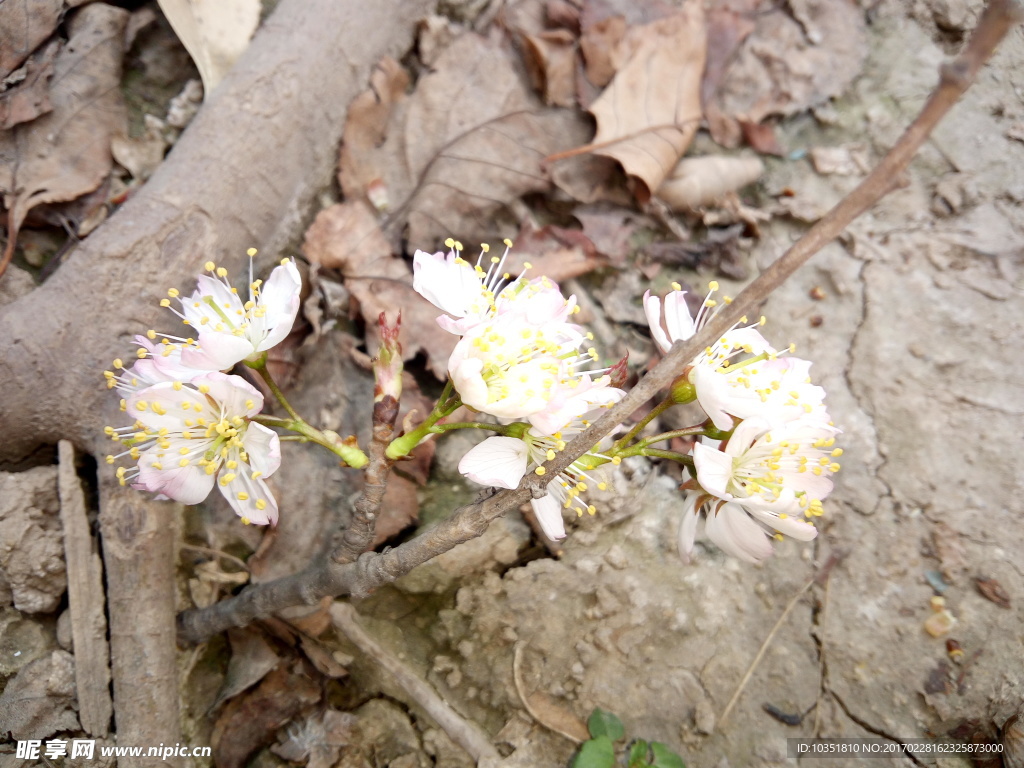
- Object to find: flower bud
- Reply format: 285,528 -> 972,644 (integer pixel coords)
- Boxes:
373,311 -> 403,404
670,373 -> 696,404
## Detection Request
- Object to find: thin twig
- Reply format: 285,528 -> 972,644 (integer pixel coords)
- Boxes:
330,602 -> 499,761
176,0 -> 1022,645
718,553 -> 846,728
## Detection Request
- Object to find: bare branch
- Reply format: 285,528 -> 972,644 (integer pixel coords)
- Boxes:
177,0 -> 1022,646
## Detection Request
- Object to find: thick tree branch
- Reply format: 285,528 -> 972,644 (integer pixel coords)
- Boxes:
176,0 -> 1022,646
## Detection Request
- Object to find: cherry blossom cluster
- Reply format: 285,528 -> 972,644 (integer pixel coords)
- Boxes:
412,240 -> 625,539
412,239 -> 841,563
644,283 -> 841,563
104,252 -> 302,526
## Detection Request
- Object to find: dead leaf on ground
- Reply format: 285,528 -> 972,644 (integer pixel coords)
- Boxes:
975,576 -> 1011,609
645,224 -> 748,280
513,643 -> 589,742
338,57 -> 411,213
302,201 -> 457,380
700,0 -> 758,147
521,29 -> 577,107
338,33 -> 591,246
213,628 -> 282,710
572,204 -> 643,265
0,0 -> 79,79
0,39 -> 59,129
656,154 -> 764,211
504,221 -> 608,281
740,120 -> 783,156
711,0 -> 867,125
212,664 -> 321,768
0,4 -> 128,260
156,0 -> 259,94
586,4 -> 707,202
299,635 -> 350,679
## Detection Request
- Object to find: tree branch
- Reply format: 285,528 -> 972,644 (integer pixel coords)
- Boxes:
177,0 -> 1022,645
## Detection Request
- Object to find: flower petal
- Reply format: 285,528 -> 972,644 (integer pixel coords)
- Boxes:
181,331 -> 255,371
199,372 -> 265,418
217,468 -> 279,526
136,451 -> 216,505
663,290 -> 695,344
678,493 -> 700,562
747,508 -> 818,541
255,260 -> 302,351
643,291 -> 672,354
458,436 -> 528,489
243,421 -> 281,477
704,503 -> 774,563
531,493 -> 566,540
693,442 -> 735,500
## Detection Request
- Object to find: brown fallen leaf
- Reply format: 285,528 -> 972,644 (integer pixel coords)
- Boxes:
586,5 -> 707,202
578,14 -> 627,88
740,120 -> 784,156
503,221 -> 608,282
338,56 -> 411,213
656,155 -> 764,211
302,201 -> 457,379
212,664 -> 321,768
975,576 -> 1011,609
0,3 -> 128,274
572,204 -> 642,265
338,34 -> 591,247
521,29 -> 578,107
711,0 -> 867,124
212,628 -> 282,710
0,39 -> 59,129
0,0 -> 66,78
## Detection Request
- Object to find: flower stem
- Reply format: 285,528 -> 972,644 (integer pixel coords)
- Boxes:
632,425 -> 707,450
386,379 -> 462,459
610,398 -> 673,453
249,357 -> 302,422
431,421 -> 513,434
616,445 -> 694,465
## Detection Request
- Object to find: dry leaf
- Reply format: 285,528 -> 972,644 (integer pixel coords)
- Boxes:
521,29 -> 578,107
0,0 -> 63,78
504,222 -> 608,281
578,14 -> 626,87
711,0 -> 867,124
338,57 -> 411,212
656,155 -> 764,211
213,628 -> 282,710
0,4 -> 128,251
302,201 -> 457,379
810,144 -> 870,176
298,635 -> 350,679
975,576 -> 1011,609
573,204 -> 644,264
0,39 -> 59,129
587,5 -> 707,201
212,665 -> 321,768
339,34 -> 591,246
932,521 -> 969,584
156,0 -> 259,94
740,120 -> 783,156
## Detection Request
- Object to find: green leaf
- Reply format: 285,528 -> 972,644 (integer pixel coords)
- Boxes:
627,739 -> 652,768
587,708 -> 625,741
650,742 -> 686,768
572,736 -> 616,768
